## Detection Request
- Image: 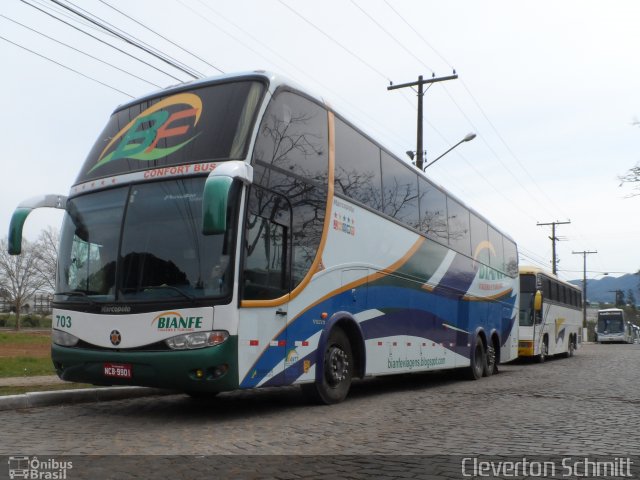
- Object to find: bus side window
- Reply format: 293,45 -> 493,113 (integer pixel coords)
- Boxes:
380,150 -> 419,226
418,178 -> 448,242
334,118 -> 382,211
446,197 -> 471,256
242,186 -> 292,300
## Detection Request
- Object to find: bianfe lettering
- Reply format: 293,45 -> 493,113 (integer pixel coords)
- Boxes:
153,311 -> 203,332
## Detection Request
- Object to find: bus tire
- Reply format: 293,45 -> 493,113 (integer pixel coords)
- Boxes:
465,336 -> 485,380
537,337 -> 548,363
303,327 -> 353,404
564,335 -> 575,358
484,341 -> 498,377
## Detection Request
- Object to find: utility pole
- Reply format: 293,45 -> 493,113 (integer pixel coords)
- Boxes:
387,73 -> 458,171
537,220 -> 571,275
573,250 -> 597,328
608,289 -> 624,307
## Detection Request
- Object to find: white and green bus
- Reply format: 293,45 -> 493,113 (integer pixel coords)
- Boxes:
518,267 -> 582,361
9,72 -> 519,403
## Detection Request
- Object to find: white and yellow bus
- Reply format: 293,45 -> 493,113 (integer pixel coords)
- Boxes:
518,267 -> 582,361
9,72 -> 519,403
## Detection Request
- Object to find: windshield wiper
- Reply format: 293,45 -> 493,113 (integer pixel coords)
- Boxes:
56,290 -> 98,305
128,285 -> 196,302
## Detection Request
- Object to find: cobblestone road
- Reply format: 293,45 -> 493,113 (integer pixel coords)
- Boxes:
1,343 -> 638,479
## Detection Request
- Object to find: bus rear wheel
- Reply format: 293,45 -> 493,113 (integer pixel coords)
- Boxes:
303,327 -> 353,404
564,336 -> 575,358
484,342 -> 497,377
465,336 -> 485,380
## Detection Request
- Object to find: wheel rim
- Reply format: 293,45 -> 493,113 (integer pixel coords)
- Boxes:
326,345 -> 349,386
474,344 -> 483,372
487,345 -> 496,371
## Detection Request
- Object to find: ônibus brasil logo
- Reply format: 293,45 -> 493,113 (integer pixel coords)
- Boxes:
151,311 -> 203,332
90,92 -> 203,173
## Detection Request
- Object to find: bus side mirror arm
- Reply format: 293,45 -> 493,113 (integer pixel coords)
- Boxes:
533,290 -> 543,312
202,161 -> 253,235
8,194 -> 67,255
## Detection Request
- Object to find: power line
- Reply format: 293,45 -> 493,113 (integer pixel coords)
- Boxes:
47,0 -> 199,80
0,34 -> 133,97
350,0 -> 435,75
380,1 -> 582,224
31,0 -> 117,38
277,0 -> 391,83
383,0 -> 454,70
0,14 -> 162,88
98,0 -> 224,74
63,0 -> 204,78
21,0 -> 184,82
179,0 -> 411,151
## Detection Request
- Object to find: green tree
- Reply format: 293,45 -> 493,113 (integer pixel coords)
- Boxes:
615,289 -> 625,307
627,289 -> 637,310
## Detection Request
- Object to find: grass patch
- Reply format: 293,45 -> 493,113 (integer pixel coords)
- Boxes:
0,383 -> 96,396
0,357 -> 55,378
0,314 -> 52,329
0,332 -> 51,345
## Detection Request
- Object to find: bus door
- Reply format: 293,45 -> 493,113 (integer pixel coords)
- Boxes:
535,301 -> 548,354
241,186 -> 292,385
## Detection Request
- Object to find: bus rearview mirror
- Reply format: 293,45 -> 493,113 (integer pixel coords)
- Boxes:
202,162 -> 253,235
8,194 -> 67,255
202,176 -> 234,235
534,290 -> 543,312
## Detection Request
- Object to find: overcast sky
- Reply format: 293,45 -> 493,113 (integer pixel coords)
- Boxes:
2,0 -> 639,281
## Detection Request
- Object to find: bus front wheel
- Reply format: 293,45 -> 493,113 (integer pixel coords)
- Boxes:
303,327 -> 353,404
537,337 -> 548,363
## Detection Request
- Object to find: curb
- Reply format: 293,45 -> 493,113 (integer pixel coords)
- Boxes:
0,386 -> 173,411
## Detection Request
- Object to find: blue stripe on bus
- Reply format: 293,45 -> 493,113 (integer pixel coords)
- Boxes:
240,284 -> 516,388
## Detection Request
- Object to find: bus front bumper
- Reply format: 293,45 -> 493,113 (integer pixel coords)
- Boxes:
51,336 -> 239,393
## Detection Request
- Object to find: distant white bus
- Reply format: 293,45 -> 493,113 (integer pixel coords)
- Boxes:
518,267 -> 582,361
596,309 -> 634,344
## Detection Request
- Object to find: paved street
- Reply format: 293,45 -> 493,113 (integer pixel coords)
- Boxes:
1,343 -> 639,478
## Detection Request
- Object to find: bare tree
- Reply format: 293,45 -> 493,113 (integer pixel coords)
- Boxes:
0,238 -> 47,330
34,226 -> 59,292
620,119 -> 640,195
619,164 -> 640,196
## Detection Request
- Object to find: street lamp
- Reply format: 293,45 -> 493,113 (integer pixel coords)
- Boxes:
422,133 -> 476,171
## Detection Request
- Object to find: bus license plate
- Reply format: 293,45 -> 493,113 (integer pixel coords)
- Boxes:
104,363 -> 132,379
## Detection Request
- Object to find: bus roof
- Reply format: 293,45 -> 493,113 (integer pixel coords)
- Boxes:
109,70 -> 515,245
519,266 -> 581,290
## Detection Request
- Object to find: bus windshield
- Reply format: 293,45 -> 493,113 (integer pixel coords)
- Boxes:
518,274 -> 536,326
597,315 -> 624,334
56,177 -> 234,303
76,80 -> 265,183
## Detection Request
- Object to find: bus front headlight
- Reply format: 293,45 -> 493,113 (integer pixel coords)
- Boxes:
52,329 -> 79,347
165,331 -> 229,350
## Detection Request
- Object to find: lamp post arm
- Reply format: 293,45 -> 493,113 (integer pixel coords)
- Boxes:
423,140 -> 464,170
423,132 -> 476,171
